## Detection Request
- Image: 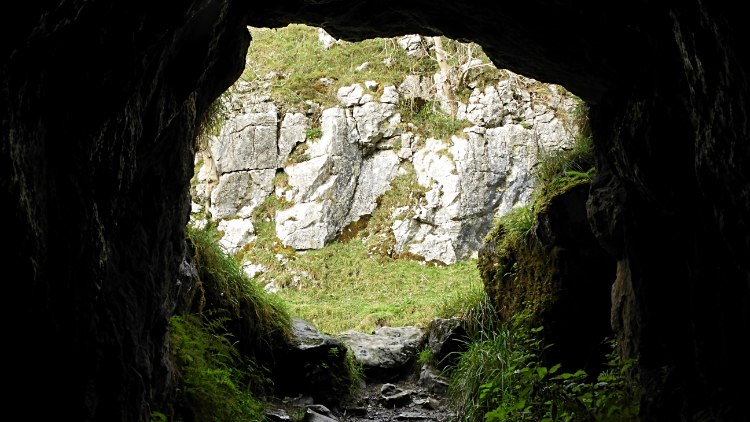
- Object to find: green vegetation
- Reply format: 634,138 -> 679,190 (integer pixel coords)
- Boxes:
399,100 -> 471,140
163,222 -> 295,421
187,222 -> 292,356
170,315 -> 268,422
276,244 -> 478,334
242,25 -> 437,111
447,304 -> 641,422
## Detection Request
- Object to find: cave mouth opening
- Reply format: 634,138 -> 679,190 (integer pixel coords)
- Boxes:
188,24 -> 606,338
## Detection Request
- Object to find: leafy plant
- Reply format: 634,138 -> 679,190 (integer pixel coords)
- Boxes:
448,314 -> 642,422
170,314 -> 268,422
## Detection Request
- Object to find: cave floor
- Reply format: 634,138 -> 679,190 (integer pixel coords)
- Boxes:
267,374 -> 456,422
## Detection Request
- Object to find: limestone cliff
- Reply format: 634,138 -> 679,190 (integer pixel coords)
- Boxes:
196,43 -> 580,265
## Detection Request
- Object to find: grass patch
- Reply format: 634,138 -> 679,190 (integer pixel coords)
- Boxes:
186,222 -> 293,357
275,242 -> 479,334
399,100 -> 471,140
243,25 -> 439,112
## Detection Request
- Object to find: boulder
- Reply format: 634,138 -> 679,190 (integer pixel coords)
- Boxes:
217,218 -> 256,255
353,102 -> 402,146
338,326 -> 425,369
273,319 -> 356,404
337,84 -> 364,107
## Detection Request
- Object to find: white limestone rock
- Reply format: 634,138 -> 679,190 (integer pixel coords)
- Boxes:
210,170 -> 275,219
217,218 -> 256,255
396,35 -> 433,58
380,86 -> 400,104
345,150 -> 400,222
276,201 -> 336,250
318,28 -> 339,50
365,80 -> 379,91
353,102 -> 402,146
213,112 -> 278,173
337,84 -> 364,107
278,113 -> 309,167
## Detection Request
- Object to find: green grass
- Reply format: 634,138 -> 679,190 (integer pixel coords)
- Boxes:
399,100 -> 471,140
275,241 -> 478,334
170,315 -> 268,422
243,25 -> 439,112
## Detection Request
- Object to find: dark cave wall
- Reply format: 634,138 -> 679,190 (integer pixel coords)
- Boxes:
4,1 -> 249,420
3,1 -> 748,421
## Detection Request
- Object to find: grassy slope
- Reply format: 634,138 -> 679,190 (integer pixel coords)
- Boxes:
277,242 -> 480,334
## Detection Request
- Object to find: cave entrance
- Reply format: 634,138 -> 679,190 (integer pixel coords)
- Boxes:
189,24 -> 600,337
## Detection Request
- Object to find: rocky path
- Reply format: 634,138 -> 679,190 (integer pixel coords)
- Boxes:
266,318 -> 466,422
267,375 -> 456,422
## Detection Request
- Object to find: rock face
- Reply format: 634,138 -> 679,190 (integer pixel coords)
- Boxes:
202,71 -> 573,264
5,1 -> 747,421
338,326 -> 425,370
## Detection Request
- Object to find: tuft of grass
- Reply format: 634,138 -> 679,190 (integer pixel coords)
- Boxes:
285,142 -> 311,165
399,100 -> 471,140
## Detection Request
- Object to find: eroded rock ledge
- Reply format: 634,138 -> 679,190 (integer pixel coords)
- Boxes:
4,1 -> 748,421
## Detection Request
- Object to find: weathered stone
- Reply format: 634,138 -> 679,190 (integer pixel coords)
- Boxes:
380,85 -> 400,104
217,218 -> 256,255
353,102 -> 402,146
365,80 -> 379,91
213,112 -> 278,173
345,150 -> 400,223
338,326 -> 424,369
427,318 -> 467,365
396,35 -> 433,58
210,170 -> 275,219
279,113 -> 310,166
266,408 -> 292,422
305,410 -> 337,422
337,84 -> 364,107
318,28 -> 339,50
